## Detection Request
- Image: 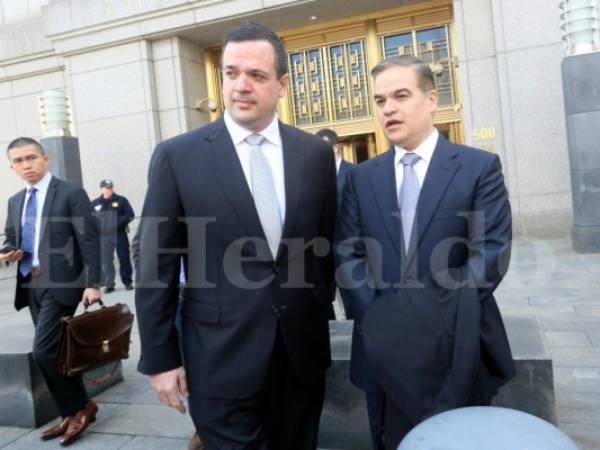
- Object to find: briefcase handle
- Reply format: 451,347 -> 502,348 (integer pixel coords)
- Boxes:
83,299 -> 105,311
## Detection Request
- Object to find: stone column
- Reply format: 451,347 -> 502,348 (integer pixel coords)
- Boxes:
40,136 -> 83,188
38,89 -> 84,188
562,52 -> 600,252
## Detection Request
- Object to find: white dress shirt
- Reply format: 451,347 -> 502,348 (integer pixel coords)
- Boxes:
21,171 -> 52,268
335,153 -> 342,174
394,128 -> 439,199
224,111 -> 286,224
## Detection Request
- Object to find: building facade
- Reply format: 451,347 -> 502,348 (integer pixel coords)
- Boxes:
0,0 -> 570,237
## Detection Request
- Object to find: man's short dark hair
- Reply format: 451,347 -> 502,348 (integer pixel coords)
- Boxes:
6,137 -> 45,158
316,129 -> 339,145
370,55 -> 436,93
223,21 -> 288,78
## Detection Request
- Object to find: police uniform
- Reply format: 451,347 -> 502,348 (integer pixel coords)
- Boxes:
91,180 -> 135,292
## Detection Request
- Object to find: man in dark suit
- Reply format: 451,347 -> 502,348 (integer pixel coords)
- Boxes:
1,137 -> 102,446
335,56 -> 514,449
135,22 -> 336,450
316,128 -> 354,319
315,129 -> 352,214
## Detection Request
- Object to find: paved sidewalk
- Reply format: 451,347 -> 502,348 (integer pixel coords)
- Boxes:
0,238 -> 599,449
496,239 -> 600,450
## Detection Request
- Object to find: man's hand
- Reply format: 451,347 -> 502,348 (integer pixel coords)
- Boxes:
150,367 -> 189,414
0,249 -> 23,263
81,288 -> 102,306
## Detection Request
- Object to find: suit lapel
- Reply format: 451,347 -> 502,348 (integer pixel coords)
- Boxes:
203,118 -> 265,239
278,123 -> 303,260
13,190 -> 26,247
369,148 -> 403,259
38,177 -> 58,247
405,136 -> 460,266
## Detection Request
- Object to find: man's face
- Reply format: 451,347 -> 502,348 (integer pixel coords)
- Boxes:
373,65 -> 437,150
8,144 -> 49,184
222,40 -> 289,132
101,187 -> 114,198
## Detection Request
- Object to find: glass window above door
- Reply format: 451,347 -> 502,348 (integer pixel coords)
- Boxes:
381,32 -> 414,57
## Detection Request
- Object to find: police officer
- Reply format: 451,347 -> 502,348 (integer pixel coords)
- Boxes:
91,179 -> 134,293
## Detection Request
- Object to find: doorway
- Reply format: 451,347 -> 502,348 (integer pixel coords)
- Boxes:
340,133 -> 377,164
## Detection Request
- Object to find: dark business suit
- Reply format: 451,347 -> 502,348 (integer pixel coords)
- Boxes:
335,135 -> 514,449
337,159 -> 352,212
136,117 -> 336,449
329,158 -> 353,318
3,176 -> 101,417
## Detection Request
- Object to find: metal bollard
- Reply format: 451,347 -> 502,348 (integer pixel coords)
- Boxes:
398,406 -> 579,450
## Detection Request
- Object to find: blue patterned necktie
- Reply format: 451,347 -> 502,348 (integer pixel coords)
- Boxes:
245,134 -> 282,258
20,187 -> 37,277
399,153 -> 421,253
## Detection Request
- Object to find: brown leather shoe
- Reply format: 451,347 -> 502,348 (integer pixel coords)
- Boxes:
188,433 -> 204,450
40,417 -> 71,440
59,401 -> 98,446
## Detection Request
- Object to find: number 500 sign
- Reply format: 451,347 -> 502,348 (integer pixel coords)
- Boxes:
473,127 -> 496,141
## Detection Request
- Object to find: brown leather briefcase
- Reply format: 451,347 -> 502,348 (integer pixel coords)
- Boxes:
56,301 -> 134,378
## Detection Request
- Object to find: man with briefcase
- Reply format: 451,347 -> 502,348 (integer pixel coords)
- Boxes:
1,137 -> 103,446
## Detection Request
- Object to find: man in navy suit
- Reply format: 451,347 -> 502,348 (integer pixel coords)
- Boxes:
316,128 -> 354,319
135,22 -> 336,450
1,137 -> 102,446
335,56 -> 514,449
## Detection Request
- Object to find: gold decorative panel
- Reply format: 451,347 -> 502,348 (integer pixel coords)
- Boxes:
327,41 -> 370,122
288,48 -> 328,126
288,40 -> 371,126
416,26 -> 454,105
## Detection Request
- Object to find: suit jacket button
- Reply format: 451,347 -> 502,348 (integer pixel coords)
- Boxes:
272,265 -> 280,274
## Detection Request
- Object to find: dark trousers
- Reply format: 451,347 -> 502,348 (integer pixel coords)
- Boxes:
116,232 -> 133,286
26,287 -> 88,417
382,382 -> 492,450
101,232 -> 133,287
188,329 -> 326,450
366,389 -> 385,450
382,398 -> 413,450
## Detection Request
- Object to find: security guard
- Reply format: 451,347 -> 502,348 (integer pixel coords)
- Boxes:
91,179 -> 135,293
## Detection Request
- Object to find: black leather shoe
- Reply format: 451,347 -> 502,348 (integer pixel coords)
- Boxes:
125,284 -> 134,291
103,286 -> 115,294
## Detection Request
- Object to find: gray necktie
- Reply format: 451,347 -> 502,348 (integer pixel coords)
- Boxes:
399,152 -> 421,252
246,134 -> 282,258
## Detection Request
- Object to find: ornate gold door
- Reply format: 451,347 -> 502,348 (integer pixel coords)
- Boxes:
203,0 -> 463,158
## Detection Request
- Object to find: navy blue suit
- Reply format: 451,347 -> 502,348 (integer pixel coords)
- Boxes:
3,176 -> 101,418
335,135 -> 514,448
136,117 -> 337,449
